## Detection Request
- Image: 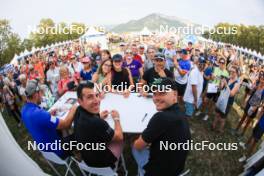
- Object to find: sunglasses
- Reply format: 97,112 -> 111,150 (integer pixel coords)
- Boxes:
125,52 -> 133,54
155,58 -> 164,62
113,60 -> 122,63
219,61 -> 225,64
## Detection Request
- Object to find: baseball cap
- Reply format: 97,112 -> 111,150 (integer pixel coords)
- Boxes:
152,77 -> 178,91
125,49 -> 132,54
181,49 -> 188,55
219,58 -> 226,64
139,44 -> 145,49
25,79 -> 40,97
199,57 -> 206,64
154,53 -> 165,60
119,42 -> 126,46
112,54 -> 123,61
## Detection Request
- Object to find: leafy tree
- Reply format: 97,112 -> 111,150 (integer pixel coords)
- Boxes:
203,23 -> 264,55
0,19 -> 22,66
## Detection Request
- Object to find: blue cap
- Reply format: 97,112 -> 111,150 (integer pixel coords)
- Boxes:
181,49 -> 188,55
112,54 -> 123,61
199,57 -> 206,64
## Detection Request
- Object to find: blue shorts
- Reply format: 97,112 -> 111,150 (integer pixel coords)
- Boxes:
185,102 -> 195,117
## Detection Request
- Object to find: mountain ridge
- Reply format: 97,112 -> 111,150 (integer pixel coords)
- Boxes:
110,13 -> 200,33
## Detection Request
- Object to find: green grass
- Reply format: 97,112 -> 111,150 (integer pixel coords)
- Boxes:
3,87 -> 262,176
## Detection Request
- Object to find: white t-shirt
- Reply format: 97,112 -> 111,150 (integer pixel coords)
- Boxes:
183,65 -> 204,104
174,69 -> 189,85
163,48 -> 176,67
19,86 -> 26,97
46,67 -> 60,95
68,62 -> 83,76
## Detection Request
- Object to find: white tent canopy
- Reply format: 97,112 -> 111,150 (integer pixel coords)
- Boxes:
80,26 -> 108,49
140,27 -> 152,36
81,26 -> 104,37
10,54 -> 19,66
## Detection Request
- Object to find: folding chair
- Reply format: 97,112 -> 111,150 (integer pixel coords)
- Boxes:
72,154 -> 128,176
71,157 -> 117,176
179,169 -> 190,176
41,151 -> 76,176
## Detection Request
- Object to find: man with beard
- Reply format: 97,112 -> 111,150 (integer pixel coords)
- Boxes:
140,53 -> 173,96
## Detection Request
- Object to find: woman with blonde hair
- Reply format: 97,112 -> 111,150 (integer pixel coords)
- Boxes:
57,66 -> 78,96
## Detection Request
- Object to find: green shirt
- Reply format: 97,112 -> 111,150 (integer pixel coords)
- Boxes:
212,67 -> 229,85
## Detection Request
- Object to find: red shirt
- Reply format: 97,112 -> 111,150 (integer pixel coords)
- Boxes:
133,54 -> 143,64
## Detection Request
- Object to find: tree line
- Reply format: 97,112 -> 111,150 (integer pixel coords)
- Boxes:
203,23 -> 264,56
0,18 -> 86,66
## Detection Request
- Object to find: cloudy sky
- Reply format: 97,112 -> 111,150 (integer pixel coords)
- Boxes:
1,0 -> 264,38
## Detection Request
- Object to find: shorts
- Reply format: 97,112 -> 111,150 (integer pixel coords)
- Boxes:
206,92 -> 219,102
244,103 -> 258,119
176,82 -> 187,97
253,124 -> 264,142
215,104 -> 232,119
184,102 -> 195,117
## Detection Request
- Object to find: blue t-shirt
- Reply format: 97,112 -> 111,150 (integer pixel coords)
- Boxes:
203,66 -> 213,85
174,59 -> 191,84
204,66 -> 213,77
178,59 -> 191,72
258,114 -> 264,131
21,102 -> 62,156
80,68 -> 96,81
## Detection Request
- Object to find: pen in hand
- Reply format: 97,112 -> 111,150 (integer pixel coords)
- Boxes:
142,113 -> 148,122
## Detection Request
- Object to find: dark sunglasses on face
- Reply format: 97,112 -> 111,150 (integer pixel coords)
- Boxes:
114,60 -> 122,63
155,59 -> 164,62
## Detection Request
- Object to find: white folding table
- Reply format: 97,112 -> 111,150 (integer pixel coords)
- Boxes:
50,92 -> 157,133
